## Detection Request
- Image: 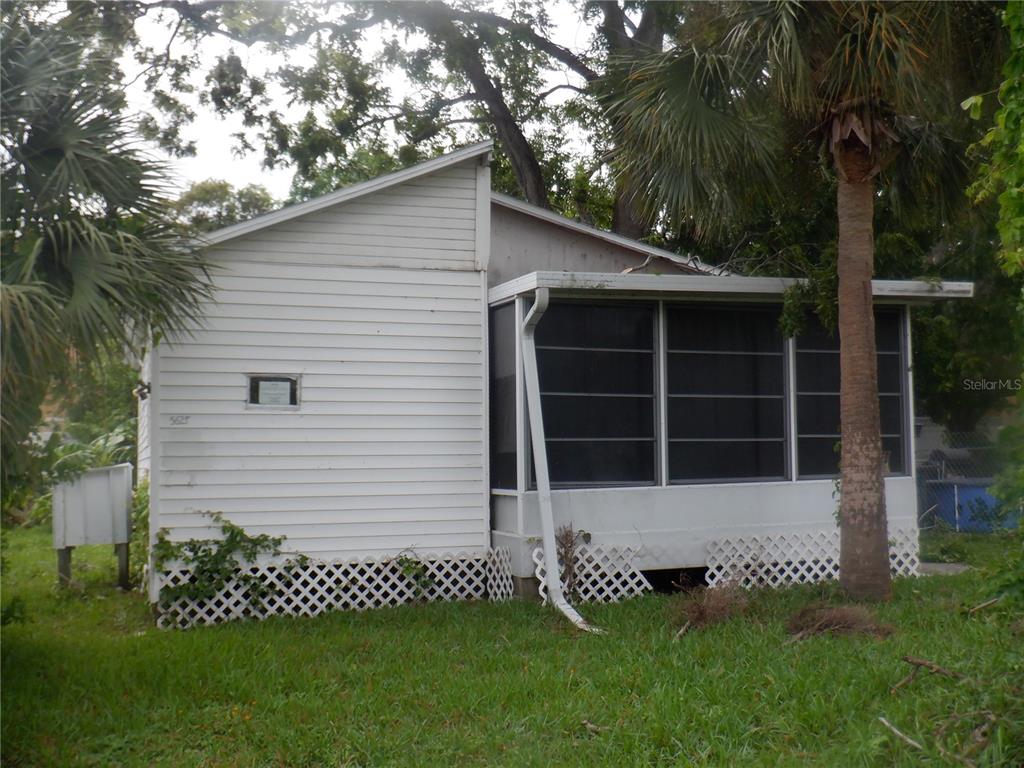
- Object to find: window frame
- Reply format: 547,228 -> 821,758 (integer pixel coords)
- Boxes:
663,300 -> 792,485
245,374 -> 301,410
493,295 -> 911,492
527,297 -> 661,489
793,306 -> 909,480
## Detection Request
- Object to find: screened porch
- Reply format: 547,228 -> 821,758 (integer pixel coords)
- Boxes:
485,271 -> 973,578
489,288 -> 909,492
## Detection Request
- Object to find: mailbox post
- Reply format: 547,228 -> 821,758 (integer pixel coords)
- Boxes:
52,463 -> 133,589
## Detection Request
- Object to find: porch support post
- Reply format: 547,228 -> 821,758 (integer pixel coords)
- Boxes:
520,288 -> 600,632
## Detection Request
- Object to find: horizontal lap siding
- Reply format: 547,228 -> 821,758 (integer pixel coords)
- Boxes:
156,159 -> 488,561
209,165 -> 478,270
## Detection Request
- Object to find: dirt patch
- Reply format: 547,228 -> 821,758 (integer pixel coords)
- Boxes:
786,604 -> 893,642
671,584 -> 750,637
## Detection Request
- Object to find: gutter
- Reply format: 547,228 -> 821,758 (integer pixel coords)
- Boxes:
520,287 -> 601,633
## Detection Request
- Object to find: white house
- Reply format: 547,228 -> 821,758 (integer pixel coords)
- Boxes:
139,141 -> 971,627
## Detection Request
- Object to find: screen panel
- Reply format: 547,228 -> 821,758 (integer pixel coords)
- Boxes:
666,304 -> 787,483
489,303 -> 517,489
794,308 -> 907,477
534,302 -> 657,486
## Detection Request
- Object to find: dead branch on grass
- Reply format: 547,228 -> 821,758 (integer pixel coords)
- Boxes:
672,620 -> 692,641
967,597 -> 1001,615
901,656 -> 966,680
891,655 -> 967,695
878,717 -> 925,751
933,710 -> 997,768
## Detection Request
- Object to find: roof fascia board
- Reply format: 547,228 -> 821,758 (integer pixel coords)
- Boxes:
198,140 -> 494,247
490,192 -> 726,276
487,271 -> 974,305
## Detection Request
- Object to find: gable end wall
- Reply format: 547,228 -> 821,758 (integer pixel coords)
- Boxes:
150,158 -> 490,568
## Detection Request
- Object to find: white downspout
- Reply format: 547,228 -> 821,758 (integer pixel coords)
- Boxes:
521,288 -> 601,633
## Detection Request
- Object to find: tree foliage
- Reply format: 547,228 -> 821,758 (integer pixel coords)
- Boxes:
968,1 -> 1024,275
0,4 -> 212,510
73,0 -> 681,235
608,0 -> 1006,600
174,178 -> 277,232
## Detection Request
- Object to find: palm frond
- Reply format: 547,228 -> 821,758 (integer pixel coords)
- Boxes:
1,8 -> 213,474
608,46 -> 781,239
881,116 -> 970,230
723,0 -> 817,118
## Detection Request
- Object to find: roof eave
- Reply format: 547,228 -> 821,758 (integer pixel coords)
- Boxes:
489,193 -> 726,276
488,271 -> 974,305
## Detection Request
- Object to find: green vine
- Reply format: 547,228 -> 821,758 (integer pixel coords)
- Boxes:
153,512 -> 306,608
779,274 -> 838,341
395,552 -> 434,600
965,2 -> 1024,274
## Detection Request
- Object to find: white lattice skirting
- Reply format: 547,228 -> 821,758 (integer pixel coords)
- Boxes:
532,545 -> 652,604
156,548 -> 514,629
706,528 -> 920,588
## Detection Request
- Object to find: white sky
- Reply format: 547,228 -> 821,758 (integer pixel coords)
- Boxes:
125,2 -> 595,201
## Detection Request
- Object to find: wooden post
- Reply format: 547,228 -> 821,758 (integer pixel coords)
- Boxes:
57,547 -> 72,586
115,543 -> 130,590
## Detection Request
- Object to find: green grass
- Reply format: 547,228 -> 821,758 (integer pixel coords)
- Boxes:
919,527 -> 1021,566
3,526 -> 1022,767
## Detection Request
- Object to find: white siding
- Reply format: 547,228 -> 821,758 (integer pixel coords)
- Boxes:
136,352 -> 151,479
154,158 -> 489,562
208,164 -> 479,270
488,204 -> 697,286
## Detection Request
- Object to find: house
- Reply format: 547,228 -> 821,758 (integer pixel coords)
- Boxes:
139,141 -> 972,626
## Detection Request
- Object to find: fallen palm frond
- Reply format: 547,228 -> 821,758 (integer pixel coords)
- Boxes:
672,583 -> 750,639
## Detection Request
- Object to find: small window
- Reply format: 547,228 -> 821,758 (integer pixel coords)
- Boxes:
247,375 -> 299,407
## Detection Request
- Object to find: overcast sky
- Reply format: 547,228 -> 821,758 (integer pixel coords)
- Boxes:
125,2 -> 595,201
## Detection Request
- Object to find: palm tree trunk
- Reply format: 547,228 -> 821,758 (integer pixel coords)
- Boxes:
835,143 -> 892,602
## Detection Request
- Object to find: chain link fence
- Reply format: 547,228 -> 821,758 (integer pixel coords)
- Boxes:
915,422 -> 1017,532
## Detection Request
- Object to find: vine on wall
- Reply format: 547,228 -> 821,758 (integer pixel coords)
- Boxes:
153,512 -> 307,608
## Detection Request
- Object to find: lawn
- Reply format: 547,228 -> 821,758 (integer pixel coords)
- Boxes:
2,526 -> 1022,767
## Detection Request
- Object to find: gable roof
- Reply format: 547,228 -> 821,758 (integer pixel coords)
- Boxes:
196,140 -> 724,276
198,140 -> 494,247
489,193 -> 723,276
192,143 -> 720,278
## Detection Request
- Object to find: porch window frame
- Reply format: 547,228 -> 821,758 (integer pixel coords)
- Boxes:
525,297 -> 661,489
500,295 -> 911,492
793,306 -> 909,480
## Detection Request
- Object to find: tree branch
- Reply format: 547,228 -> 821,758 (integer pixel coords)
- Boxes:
634,6 -> 667,50
122,14 -> 183,90
444,6 -> 599,82
597,1 -> 632,52
349,93 -> 478,133
135,0 -> 384,47
392,1 -> 550,207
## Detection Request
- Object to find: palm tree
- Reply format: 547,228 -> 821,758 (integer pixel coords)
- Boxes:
611,1 -> 1004,600
1,6 -> 212,502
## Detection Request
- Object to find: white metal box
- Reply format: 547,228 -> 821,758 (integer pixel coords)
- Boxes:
52,463 -> 133,548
